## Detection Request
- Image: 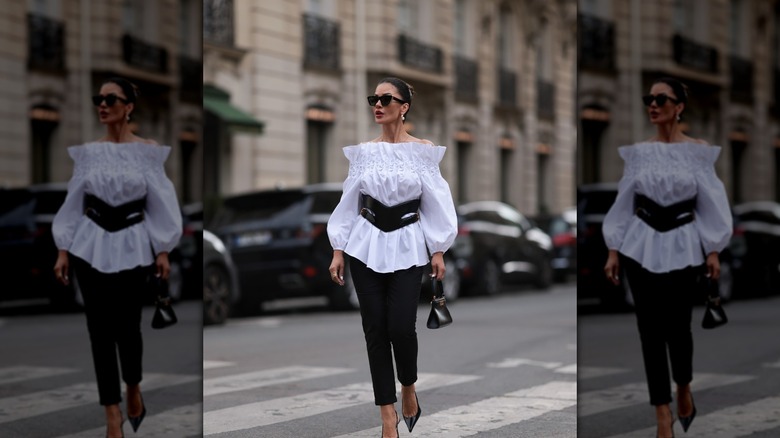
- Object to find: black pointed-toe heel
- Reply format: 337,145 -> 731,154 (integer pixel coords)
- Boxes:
128,394 -> 146,433
403,392 -> 422,433
678,394 -> 696,433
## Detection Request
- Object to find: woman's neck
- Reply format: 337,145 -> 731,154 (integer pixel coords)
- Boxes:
379,122 -> 408,143
102,123 -> 135,143
653,123 -> 685,143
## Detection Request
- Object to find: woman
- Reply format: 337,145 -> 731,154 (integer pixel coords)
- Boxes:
602,77 -> 732,438
327,77 -> 458,437
52,77 -> 182,438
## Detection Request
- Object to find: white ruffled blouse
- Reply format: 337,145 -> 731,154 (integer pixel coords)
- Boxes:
602,142 -> 733,273
52,142 -> 183,273
327,142 -> 458,273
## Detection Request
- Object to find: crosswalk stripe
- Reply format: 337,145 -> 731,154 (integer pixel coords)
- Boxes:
204,365 -> 354,396
52,402 -> 203,438
578,372 -> 755,417
203,360 -> 235,370
604,396 -> 780,438
331,381 -> 577,437
0,366 -> 78,385
203,372 -> 482,436
0,372 -> 200,425
555,364 -> 577,374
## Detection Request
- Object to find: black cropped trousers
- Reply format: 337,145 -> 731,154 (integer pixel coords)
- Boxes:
348,256 -> 425,406
72,256 -> 150,406
621,254 -> 700,406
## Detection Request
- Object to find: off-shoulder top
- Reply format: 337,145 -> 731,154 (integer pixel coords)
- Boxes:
602,142 -> 733,273
326,142 -> 458,273
52,142 -> 183,273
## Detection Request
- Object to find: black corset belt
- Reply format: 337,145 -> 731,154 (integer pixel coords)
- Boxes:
359,194 -> 421,232
634,193 -> 696,232
84,194 -> 146,232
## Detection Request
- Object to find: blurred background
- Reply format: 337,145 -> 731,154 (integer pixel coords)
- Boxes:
0,2 -> 203,437
577,1 -> 780,437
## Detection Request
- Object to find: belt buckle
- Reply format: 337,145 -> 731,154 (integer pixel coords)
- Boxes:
360,207 -> 376,224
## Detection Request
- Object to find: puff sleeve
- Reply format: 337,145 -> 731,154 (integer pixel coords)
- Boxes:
694,147 -> 733,255
143,146 -> 183,255
52,146 -> 87,251
327,147 -> 362,251
418,148 -> 458,255
602,146 -> 638,250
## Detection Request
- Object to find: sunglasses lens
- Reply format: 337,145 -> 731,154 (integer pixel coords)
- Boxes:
642,95 -> 652,106
379,95 -> 393,106
105,94 -> 117,106
656,94 -> 667,106
367,95 -> 378,106
92,96 -> 102,106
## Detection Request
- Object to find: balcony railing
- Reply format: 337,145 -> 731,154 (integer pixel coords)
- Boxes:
398,34 -> 443,73
578,13 -> 615,72
28,13 -> 65,72
497,68 -> 517,107
203,0 -> 234,46
672,34 -> 718,73
537,79 -> 555,119
122,35 -> 168,73
179,55 -> 202,102
729,55 -> 753,103
454,55 -> 478,101
303,13 -> 340,71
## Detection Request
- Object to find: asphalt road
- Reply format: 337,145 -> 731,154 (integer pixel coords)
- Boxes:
0,299 -> 203,438
203,281 -> 577,437
578,294 -> 780,437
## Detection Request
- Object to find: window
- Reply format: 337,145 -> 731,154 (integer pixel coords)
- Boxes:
498,7 -> 513,68
454,0 -> 467,55
398,0 -> 419,35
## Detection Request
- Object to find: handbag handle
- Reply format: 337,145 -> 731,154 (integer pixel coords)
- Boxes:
431,276 -> 443,300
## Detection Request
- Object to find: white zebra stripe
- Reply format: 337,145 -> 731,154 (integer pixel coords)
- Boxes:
203,372 -> 482,436
203,360 -> 235,370
52,402 -> 203,438
0,366 -> 78,386
204,365 -> 354,396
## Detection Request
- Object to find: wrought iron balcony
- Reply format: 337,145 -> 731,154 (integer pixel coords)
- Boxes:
203,0 -> 234,46
303,13 -> 340,71
122,35 -> 168,73
672,34 -> 718,73
729,55 -> 753,103
179,55 -> 202,102
398,34 -> 443,73
454,55 -> 478,101
578,13 -> 615,72
497,68 -> 517,107
537,80 -> 555,120
28,13 -> 65,72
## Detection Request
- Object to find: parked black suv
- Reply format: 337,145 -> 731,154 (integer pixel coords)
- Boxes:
209,183 -> 359,315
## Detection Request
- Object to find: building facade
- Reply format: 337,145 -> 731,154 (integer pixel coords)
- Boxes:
203,0 -> 577,219
579,0 -> 780,203
0,0 -> 203,203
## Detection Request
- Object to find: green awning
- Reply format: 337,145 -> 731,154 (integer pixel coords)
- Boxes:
203,84 -> 265,133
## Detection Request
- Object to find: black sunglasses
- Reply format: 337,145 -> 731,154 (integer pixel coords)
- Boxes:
642,93 -> 679,107
367,94 -> 406,106
92,93 -> 129,107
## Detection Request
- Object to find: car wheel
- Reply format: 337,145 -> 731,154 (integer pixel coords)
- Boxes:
482,259 -> 502,295
203,264 -> 231,325
329,263 -> 360,311
534,258 -> 553,290
441,257 -> 461,302
718,261 -> 733,302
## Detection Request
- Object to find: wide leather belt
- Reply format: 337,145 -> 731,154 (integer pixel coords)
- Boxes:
84,194 -> 146,232
359,194 -> 421,232
634,193 -> 695,232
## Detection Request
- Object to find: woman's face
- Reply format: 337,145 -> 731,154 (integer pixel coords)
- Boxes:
646,82 -> 682,125
372,83 -> 408,125
95,82 -> 132,125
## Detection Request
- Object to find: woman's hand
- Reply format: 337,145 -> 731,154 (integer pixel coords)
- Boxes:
156,252 -> 171,280
706,252 -> 721,280
53,250 -> 70,286
329,250 -> 345,286
431,252 -> 446,281
604,250 -> 620,286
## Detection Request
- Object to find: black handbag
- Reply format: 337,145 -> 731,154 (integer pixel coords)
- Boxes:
701,276 -> 727,329
426,278 -> 453,329
151,275 -> 177,329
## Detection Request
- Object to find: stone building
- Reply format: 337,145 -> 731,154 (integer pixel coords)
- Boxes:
203,0 -> 577,219
578,0 -> 780,203
0,0 -> 202,203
